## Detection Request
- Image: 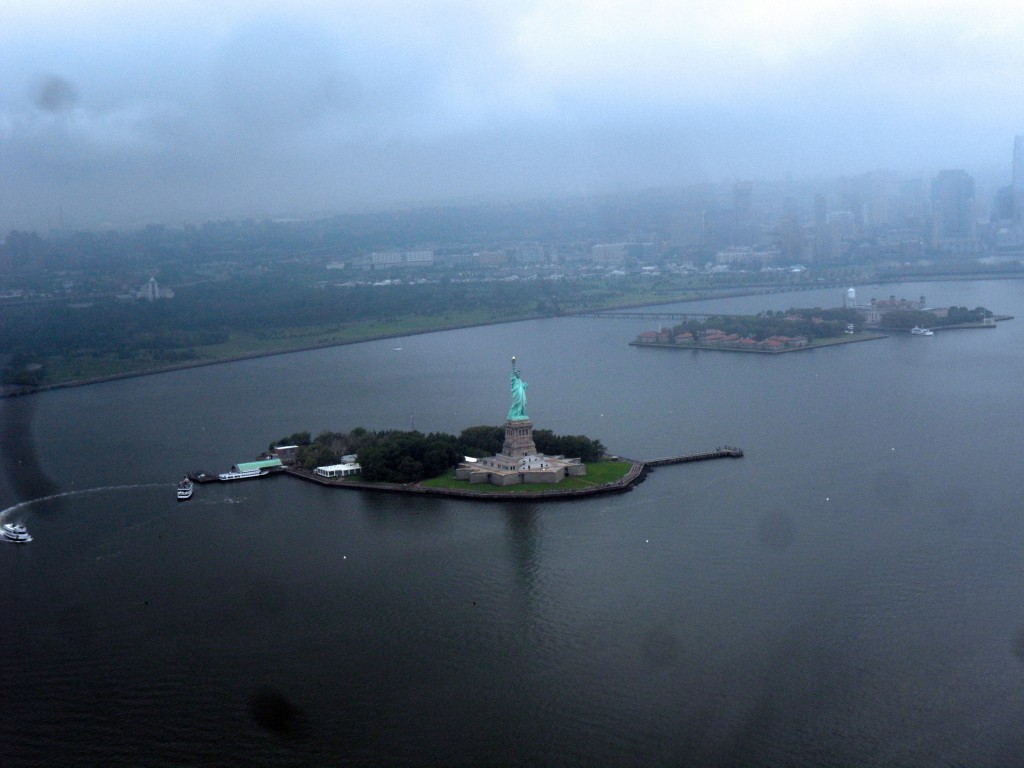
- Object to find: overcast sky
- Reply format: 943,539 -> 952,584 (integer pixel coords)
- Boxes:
3,0 -> 1024,230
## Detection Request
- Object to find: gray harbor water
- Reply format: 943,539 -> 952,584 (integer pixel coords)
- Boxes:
4,280 -> 1024,766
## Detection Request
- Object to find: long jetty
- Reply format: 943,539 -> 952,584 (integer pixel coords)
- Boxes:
643,447 -> 744,467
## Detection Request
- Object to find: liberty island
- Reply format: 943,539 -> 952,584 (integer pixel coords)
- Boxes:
183,354 -> 737,498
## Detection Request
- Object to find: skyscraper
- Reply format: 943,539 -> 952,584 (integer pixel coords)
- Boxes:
930,170 -> 976,252
1013,135 -> 1024,223
812,193 -> 827,262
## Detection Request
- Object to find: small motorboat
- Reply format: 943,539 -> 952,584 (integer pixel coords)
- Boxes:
177,477 -> 194,501
2,522 -> 32,543
911,326 -> 934,336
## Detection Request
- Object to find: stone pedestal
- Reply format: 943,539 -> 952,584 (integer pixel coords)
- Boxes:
502,419 -> 537,458
456,418 -> 586,487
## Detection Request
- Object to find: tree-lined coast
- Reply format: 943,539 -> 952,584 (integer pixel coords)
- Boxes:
272,426 -> 606,485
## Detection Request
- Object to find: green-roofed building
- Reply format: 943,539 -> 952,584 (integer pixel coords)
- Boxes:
235,459 -> 283,473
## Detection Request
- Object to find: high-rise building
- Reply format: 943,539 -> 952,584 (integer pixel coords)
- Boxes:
992,186 -> 1014,220
930,170 -> 977,252
812,193 -> 827,262
826,210 -> 855,260
733,181 -> 752,223
731,181 -> 756,246
669,209 -> 705,248
1013,135 -> 1024,222
990,136 -> 1024,249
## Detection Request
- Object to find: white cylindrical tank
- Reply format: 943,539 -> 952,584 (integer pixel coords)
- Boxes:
846,287 -> 856,308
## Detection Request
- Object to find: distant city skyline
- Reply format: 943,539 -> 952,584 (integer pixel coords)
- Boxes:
3,2 -> 1024,230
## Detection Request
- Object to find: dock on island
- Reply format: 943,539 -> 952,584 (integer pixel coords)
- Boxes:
643,447 -> 744,467
188,458 -> 286,484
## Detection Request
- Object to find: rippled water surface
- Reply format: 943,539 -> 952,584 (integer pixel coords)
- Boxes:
4,280 -> 1024,766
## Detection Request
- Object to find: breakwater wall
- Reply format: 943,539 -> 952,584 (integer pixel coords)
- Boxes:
279,447 -> 740,503
285,463 -> 645,502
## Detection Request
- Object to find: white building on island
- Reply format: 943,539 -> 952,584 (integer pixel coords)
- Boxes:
137,276 -> 174,300
315,462 -> 361,479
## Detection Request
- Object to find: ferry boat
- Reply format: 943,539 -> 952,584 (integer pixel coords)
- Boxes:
218,468 -> 268,481
911,326 -> 934,336
177,477 -> 194,501
2,522 -> 32,543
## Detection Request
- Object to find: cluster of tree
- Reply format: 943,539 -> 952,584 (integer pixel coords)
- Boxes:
357,432 -> 463,483
942,306 -> 993,324
457,426 -> 604,462
1,364 -> 45,387
1,299 -> 230,363
532,430 -> 605,462
880,306 -> 992,331
457,425 -> 506,456
668,307 -> 861,342
1,272 -> 634,377
268,425 -> 605,484
271,427 -> 374,469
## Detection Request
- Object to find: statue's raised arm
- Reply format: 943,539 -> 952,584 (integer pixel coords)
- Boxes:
508,357 -> 528,421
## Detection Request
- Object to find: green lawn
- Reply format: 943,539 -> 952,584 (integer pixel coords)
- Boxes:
42,354 -> 171,382
418,460 -> 634,493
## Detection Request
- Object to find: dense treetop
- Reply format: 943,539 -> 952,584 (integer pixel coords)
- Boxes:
666,307 -> 861,341
270,426 -> 606,484
879,306 -> 992,330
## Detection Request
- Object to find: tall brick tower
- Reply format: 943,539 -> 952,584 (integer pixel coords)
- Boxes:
502,418 -> 536,458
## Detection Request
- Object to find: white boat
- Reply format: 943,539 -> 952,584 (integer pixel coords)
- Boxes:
911,326 -> 934,336
177,477 -> 194,501
2,522 -> 32,543
218,468 -> 268,481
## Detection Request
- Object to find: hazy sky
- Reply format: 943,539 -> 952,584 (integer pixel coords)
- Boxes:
3,0 -> 1024,230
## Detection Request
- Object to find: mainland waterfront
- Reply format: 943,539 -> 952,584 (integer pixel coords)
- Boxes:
6,206 -> 1024,395
4,279 -> 1024,766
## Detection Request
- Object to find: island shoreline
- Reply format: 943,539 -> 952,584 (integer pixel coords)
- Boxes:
275,447 -> 743,501
4,276 -> 1017,398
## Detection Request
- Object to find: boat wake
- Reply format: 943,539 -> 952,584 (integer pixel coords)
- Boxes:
0,483 -> 168,521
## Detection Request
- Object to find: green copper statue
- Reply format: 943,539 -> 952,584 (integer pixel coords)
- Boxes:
508,356 -> 528,421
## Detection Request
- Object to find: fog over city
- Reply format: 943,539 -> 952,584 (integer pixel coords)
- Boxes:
3,0 -> 1024,229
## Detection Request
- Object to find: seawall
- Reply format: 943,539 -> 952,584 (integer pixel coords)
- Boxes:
279,447 -> 741,503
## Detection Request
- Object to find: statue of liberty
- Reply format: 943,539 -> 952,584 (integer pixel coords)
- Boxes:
508,356 -> 528,421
